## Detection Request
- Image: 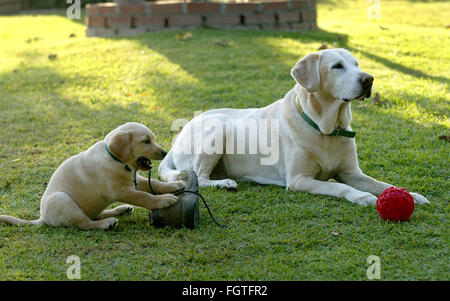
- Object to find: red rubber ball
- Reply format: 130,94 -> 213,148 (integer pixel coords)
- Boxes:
376,187 -> 414,221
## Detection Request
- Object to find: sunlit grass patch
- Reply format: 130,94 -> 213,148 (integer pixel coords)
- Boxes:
0,0 -> 448,280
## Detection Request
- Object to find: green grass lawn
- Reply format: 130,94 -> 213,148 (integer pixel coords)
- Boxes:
0,0 -> 449,280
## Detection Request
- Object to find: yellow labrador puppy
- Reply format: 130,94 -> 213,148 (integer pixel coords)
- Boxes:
0,122 -> 184,230
159,49 -> 429,206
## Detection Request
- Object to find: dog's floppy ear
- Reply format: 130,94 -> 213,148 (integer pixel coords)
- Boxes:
291,53 -> 321,92
107,130 -> 133,163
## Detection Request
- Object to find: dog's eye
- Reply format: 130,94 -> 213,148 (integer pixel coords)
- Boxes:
332,63 -> 344,69
142,139 -> 150,144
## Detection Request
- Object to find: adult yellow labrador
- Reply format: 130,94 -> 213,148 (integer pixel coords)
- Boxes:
0,122 -> 185,229
159,49 -> 429,206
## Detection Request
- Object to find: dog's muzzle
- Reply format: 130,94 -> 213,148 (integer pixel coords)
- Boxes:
343,74 -> 374,102
360,73 -> 374,99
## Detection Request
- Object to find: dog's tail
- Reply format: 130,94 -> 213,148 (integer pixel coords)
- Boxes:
159,150 -> 185,182
0,215 -> 43,226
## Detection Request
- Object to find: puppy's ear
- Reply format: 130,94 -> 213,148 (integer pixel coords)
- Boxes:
107,130 -> 133,163
291,53 -> 321,93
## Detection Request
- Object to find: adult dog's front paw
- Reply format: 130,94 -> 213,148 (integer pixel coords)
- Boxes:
350,192 -> 378,206
117,205 -> 133,215
175,170 -> 189,182
219,179 -> 238,191
410,192 -> 430,205
100,217 -> 118,230
155,194 -> 178,209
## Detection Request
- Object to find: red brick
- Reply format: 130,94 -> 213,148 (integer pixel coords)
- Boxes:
303,10 -> 316,21
187,3 -> 221,13
168,15 -> 202,27
107,16 -> 131,28
261,23 -> 291,30
117,28 -> 150,36
261,13 -> 276,23
291,22 -> 309,30
245,13 -> 275,24
291,0 -> 308,9
150,3 -> 183,14
205,15 -> 241,26
119,4 -> 146,16
85,4 -> 97,17
152,0 -> 181,3
308,21 -> 318,30
134,15 -> 165,28
86,28 -> 117,37
243,13 -> 259,24
262,1 -> 288,11
97,3 -> 117,16
278,11 -> 300,23
86,16 -> 105,28
225,3 -> 259,13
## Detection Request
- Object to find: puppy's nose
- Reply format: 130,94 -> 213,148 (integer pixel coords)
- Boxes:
361,74 -> 374,87
161,149 -> 167,158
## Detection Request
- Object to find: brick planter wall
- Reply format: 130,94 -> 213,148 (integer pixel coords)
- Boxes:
0,0 -> 29,14
86,0 -> 317,37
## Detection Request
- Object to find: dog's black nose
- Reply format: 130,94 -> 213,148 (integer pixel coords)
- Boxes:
161,150 -> 167,158
361,73 -> 374,87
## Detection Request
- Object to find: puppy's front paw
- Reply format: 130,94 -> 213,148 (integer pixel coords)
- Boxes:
155,194 -> 178,209
410,192 -> 430,205
171,180 -> 186,192
350,192 -> 377,206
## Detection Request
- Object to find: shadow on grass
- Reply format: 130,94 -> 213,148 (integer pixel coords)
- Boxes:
0,65 -> 173,191
0,25 -> 446,208
346,46 -> 450,86
144,29 -> 448,178
113,28 -> 447,116
107,28 -> 349,110
42,9 -> 450,95
0,11 -> 447,281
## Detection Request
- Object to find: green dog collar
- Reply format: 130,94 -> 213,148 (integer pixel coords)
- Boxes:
295,95 -> 356,138
105,143 -> 124,163
105,143 -> 132,171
